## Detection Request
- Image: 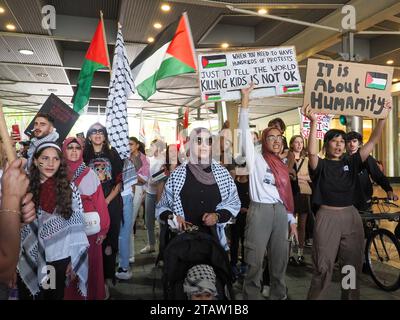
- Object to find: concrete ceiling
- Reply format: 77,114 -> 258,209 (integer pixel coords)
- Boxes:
0,0 -> 400,123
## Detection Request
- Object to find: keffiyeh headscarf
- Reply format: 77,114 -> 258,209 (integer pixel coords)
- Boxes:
183,264 -> 217,299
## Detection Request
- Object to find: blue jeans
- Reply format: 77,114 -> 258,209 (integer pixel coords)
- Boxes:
118,193 -> 133,269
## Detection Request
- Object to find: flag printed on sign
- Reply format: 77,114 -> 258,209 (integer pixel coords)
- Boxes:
365,72 -> 388,90
204,92 -> 221,101
282,84 -> 301,93
130,13 -> 197,101
201,55 -> 227,69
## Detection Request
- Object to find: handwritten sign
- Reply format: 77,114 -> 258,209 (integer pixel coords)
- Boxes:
24,94 -> 79,142
303,59 -> 393,119
299,108 -> 333,140
198,46 -> 302,102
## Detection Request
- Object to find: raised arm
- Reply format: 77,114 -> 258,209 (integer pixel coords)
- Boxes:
359,102 -> 390,162
303,105 -> 319,170
239,85 -> 256,173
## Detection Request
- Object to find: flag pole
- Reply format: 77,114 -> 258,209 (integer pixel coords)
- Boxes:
0,103 -> 17,162
100,10 -> 111,73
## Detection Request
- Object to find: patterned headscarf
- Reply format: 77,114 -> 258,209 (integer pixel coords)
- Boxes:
183,264 -> 217,299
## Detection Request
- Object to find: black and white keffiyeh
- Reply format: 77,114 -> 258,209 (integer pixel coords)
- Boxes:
26,130 -> 60,170
156,160 -> 240,250
183,264 -> 217,299
18,183 -> 89,297
105,27 -> 134,160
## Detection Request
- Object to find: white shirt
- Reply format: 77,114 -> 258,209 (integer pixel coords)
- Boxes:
147,156 -> 165,195
239,108 -> 296,225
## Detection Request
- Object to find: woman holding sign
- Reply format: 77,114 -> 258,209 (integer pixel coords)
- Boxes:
303,100 -> 392,300
239,85 -> 297,300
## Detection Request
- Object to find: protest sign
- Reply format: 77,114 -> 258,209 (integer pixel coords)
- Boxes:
298,108 -> 333,140
198,46 -> 302,102
25,94 -> 80,142
303,59 -> 393,119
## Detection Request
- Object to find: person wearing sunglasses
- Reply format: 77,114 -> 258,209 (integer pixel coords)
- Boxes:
83,123 -> 123,299
156,128 -> 240,250
239,84 -> 297,300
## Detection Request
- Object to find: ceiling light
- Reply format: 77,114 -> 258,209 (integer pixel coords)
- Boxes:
18,49 -> 34,55
6,24 -> 16,31
147,37 -> 155,43
0,7 -> 5,14
392,78 -> 399,82
258,8 -> 268,15
161,4 -> 171,12
221,43 -> 229,49
386,59 -> 394,65
154,22 -> 162,29
36,73 -> 48,78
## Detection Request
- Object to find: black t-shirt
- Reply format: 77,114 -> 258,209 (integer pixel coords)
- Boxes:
311,151 -> 363,207
86,147 -> 123,198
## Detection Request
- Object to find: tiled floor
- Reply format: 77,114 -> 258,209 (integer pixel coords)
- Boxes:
110,185 -> 400,300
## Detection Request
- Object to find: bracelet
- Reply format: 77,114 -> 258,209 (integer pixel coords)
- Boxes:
1,209 -> 22,218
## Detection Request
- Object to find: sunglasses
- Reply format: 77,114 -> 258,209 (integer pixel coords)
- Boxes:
196,137 -> 213,146
67,145 -> 82,151
88,128 -> 105,136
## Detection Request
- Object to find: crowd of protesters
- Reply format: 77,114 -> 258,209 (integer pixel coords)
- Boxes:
0,84 -> 398,301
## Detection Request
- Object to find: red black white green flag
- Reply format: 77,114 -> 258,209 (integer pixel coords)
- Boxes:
130,13 -> 197,100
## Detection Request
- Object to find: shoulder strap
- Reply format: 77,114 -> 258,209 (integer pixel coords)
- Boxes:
295,158 -> 305,174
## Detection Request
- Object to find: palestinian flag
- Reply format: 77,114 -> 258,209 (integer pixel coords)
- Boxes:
204,92 -> 221,101
183,106 -> 189,129
131,13 -> 197,101
201,54 -> 227,69
365,72 -> 388,90
72,19 -> 110,113
282,84 -> 301,93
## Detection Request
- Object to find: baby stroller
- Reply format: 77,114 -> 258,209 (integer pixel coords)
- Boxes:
162,229 -> 235,300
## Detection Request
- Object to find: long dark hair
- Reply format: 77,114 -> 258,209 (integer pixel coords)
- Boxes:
129,137 -> 145,155
29,146 -> 72,219
84,122 -> 114,163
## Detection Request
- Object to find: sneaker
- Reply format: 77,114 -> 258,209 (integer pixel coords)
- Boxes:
115,267 -> 132,280
297,255 -> 306,266
305,239 -> 313,247
288,256 -> 299,266
262,285 -> 270,298
140,245 -> 155,254
129,256 -> 135,264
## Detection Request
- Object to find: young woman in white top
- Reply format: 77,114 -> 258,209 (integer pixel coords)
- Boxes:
240,85 -> 297,300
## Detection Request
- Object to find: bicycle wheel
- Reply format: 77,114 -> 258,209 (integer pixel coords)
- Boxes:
365,228 -> 400,291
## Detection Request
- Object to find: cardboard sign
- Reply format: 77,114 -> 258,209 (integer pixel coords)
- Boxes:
303,59 -> 393,119
298,108 -> 333,140
198,46 -> 302,102
24,94 -> 79,142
